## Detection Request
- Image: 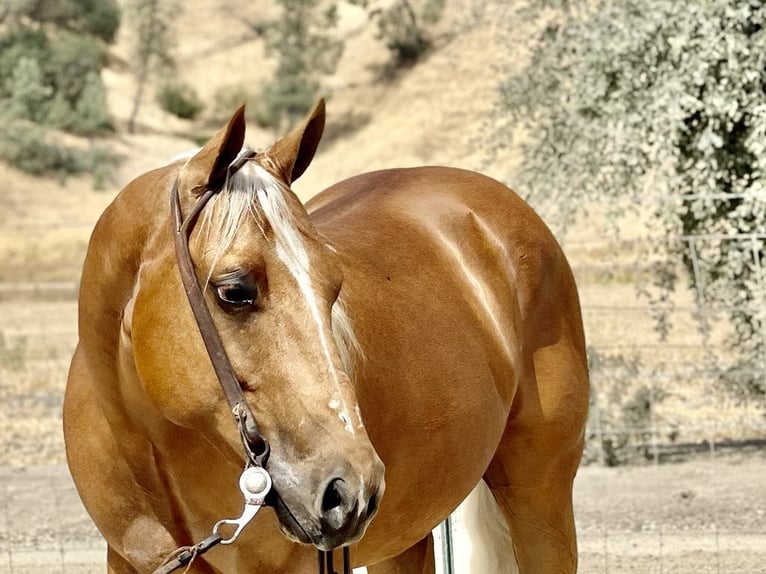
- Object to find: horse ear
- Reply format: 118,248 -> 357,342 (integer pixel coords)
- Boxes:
265,98 -> 325,185
177,105 -> 247,196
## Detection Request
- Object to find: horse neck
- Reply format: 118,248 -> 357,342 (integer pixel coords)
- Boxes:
78,166 -> 178,429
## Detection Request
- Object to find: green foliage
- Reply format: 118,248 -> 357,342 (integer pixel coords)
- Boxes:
0,24 -> 112,130
377,3 -> 428,65
0,118 -> 83,178
47,31 -> 108,104
255,77 -> 321,130
72,72 -> 112,134
0,31 -> 113,154
352,0 -> 444,67
0,27 -> 49,99
495,0 -> 766,382
208,84 -> 259,126
257,0 -> 343,129
2,57 -> 52,123
585,350 -> 669,466
376,0 -> 441,65
157,82 -> 203,120
85,143 -> 123,191
0,114 -> 120,185
4,0 -> 121,42
74,0 -> 122,43
126,0 -> 179,132
128,0 -> 176,74
0,0 -> 118,180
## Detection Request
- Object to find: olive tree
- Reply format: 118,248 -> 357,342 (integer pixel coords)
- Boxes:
255,0 -> 343,130
126,0 -> 178,133
494,0 -> 766,385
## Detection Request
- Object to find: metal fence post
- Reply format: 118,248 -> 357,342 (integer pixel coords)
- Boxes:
440,517 -> 454,574
686,237 -> 715,371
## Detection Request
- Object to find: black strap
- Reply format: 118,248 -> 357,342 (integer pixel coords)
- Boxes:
318,548 -> 352,574
171,179 -> 268,466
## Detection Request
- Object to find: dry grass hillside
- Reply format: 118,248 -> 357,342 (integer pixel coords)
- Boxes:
2,6 -> 765,572
1,0 -> 523,282
104,0 -> 519,193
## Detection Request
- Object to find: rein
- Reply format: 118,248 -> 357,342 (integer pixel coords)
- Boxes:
152,156 -> 351,574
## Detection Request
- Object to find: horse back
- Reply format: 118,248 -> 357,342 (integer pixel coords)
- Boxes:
308,166 -> 585,357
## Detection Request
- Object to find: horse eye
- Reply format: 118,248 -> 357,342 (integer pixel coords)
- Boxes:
215,280 -> 257,308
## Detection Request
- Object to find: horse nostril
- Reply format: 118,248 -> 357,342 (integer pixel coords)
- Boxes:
321,478 -> 346,514
367,490 -> 379,517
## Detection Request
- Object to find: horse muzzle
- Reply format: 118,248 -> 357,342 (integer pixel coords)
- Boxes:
269,457 -> 385,550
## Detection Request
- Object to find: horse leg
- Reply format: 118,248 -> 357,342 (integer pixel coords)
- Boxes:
366,534 -> 436,574
481,343 -> 588,574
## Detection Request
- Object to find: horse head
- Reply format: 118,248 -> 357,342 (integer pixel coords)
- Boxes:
129,100 -> 385,551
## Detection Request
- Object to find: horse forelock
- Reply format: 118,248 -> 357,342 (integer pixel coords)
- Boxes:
197,148 -> 362,377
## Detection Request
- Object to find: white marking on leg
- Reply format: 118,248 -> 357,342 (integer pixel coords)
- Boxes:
460,479 -> 519,574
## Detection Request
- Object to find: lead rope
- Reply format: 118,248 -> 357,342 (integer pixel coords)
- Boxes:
319,547 -> 352,574
152,466 -> 272,574
154,533 -> 223,574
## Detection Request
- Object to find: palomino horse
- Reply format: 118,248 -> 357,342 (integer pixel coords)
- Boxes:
64,100 -> 589,573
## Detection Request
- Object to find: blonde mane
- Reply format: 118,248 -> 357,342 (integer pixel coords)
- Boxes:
197,148 -> 362,377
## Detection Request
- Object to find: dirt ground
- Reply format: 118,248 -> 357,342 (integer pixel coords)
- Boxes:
1,453 -> 764,574
573,452 -> 766,574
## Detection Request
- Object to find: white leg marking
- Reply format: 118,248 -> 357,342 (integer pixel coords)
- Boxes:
460,479 -> 519,574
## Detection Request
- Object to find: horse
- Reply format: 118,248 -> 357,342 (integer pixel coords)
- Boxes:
63,99 -> 589,574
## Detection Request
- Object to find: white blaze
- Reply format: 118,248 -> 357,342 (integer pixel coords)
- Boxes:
236,161 -> 357,435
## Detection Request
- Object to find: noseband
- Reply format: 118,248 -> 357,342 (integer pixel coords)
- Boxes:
153,154 -> 351,574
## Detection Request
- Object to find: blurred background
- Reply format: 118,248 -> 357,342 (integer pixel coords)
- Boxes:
0,0 -> 765,572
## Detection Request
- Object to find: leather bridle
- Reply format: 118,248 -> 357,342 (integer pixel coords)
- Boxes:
152,155 -> 351,574
170,151 -> 269,467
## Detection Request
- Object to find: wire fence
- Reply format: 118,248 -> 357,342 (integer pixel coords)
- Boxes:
576,528 -> 766,574
2,229 -> 766,465
568,226 -> 766,467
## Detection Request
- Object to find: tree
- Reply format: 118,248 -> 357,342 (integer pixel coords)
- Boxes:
156,81 -> 203,120
351,0 -> 445,68
493,0 -> 766,383
126,0 -> 178,133
0,27 -> 50,100
73,71 -> 112,134
2,57 -> 52,123
0,21 -> 112,133
0,1 -> 119,178
4,0 -> 120,42
255,0 -> 343,130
